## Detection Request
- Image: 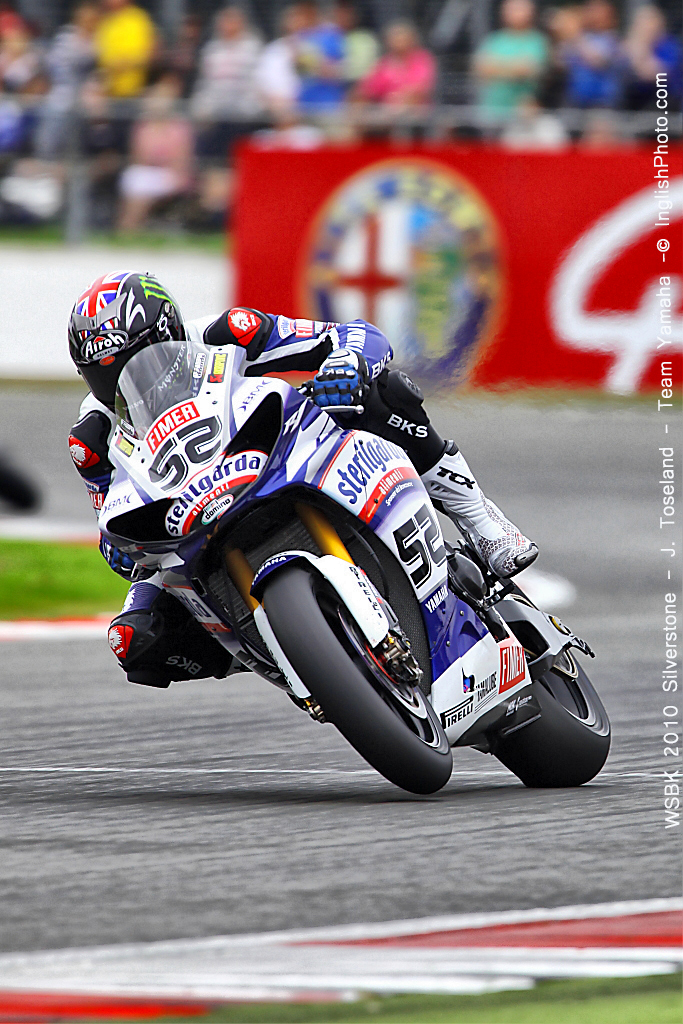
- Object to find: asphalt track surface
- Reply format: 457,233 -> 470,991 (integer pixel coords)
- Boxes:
0,385 -> 679,953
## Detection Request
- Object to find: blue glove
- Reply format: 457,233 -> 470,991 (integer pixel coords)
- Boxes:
100,535 -> 137,580
312,349 -> 368,409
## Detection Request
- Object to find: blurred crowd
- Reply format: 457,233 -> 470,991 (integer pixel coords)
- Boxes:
0,0 -> 679,232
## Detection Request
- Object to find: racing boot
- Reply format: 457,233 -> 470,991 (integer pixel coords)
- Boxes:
108,578 -> 235,687
421,442 -> 538,579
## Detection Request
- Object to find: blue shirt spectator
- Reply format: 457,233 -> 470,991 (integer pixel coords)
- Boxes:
624,4 -> 682,110
560,0 -> 626,108
295,5 -> 345,108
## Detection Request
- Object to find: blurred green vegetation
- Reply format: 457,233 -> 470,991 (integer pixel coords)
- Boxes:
0,225 -> 227,254
0,540 -> 127,619
152,974 -> 683,1024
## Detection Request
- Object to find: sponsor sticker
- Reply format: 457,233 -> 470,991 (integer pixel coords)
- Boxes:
192,352 -> 207,379
85,482 -> 105,514
201,492 -> 235,524
321,434 -> 416,520
146,401 -> 200,454
68,436 -> 100,470
440,695 -> 474,730
81,331 -> 128,362
277,316 -> 295,339
475,670 -> 498,704
237,379 -> 270,412
295,319 -> 315,337
101,493 -> 132,516
115,433 -> 135,457
506,693 -> 533,715
425,583 -> 448,615
462,671 -> 474,694
165,449 -> 267,536
499,639 -> 527,693
208,352 -> 227,384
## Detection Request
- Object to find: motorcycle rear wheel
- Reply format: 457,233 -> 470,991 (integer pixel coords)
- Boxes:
494,655 -> 610,787
262,565 -> 453,795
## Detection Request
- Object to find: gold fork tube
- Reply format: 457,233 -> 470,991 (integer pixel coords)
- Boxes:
295,503 -> 354,564
224,548 -> 259,612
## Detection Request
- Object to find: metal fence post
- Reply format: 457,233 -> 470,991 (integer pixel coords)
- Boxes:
64,108 -> 89,246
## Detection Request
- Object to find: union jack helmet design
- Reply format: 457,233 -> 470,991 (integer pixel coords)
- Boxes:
68,270 -> 185,410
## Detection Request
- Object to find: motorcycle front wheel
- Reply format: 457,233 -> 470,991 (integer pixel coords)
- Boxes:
262,565 -> 452,795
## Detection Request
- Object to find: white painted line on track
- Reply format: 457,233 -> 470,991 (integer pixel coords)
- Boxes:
0,765 -> 664,780
515,567 -> 576,611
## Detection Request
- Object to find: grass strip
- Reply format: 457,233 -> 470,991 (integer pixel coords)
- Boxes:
188,973 -> 682,1024
0,539 -> 127,619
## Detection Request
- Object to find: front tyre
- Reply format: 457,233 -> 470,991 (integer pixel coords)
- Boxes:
494,655 -> 610,787
263,566 -> 452,795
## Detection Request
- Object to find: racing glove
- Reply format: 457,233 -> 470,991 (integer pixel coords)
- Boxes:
100,535 -> 137,580
311,349 -> 369,410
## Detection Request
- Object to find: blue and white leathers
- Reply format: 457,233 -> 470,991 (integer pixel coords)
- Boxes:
98,332 -> 537,749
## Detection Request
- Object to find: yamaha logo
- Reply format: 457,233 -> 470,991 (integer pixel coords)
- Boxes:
302,157 -> 503,387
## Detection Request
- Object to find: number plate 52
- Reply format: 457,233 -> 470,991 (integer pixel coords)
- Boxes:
393,503 -> 447,590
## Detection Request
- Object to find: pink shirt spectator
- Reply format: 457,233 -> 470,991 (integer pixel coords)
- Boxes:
359,48 -> 436,105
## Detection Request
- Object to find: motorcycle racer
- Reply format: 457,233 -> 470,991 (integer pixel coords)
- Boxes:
68,271 -> 538,689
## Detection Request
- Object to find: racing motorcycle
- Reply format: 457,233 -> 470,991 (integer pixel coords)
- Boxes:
100,338 -> 611,795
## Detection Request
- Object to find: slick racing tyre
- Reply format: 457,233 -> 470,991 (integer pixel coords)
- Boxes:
494,654 -> 610,787
263,566 -> 452,795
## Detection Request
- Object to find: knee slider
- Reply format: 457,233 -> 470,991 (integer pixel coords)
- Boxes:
107,608 -> 166,670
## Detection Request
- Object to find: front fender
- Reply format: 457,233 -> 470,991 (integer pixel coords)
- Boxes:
251,549 -> 390,648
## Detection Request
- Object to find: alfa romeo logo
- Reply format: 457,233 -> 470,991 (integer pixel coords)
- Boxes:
302,157 -> 503,386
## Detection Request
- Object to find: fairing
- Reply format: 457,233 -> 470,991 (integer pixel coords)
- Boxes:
99,338 -> 532,745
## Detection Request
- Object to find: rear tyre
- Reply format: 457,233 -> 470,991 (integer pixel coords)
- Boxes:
263,566 -> 452,795
494,656 -> 610,787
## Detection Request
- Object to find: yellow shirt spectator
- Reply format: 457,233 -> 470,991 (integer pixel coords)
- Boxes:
96,1 -> 156,98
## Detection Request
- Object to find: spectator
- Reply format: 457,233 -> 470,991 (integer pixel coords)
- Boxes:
539,5 -> 583,108
254,3 -> 307,115
0,8 -> 24,39
473,0 -> 548,117
158,13 -> 202,98
95,0 -> 156,99
331,1 -> 379,88
357,20 -> 436,106
623,4 -> 682,110
0,20 -> 44,159
295,0 -> 346,108
560,0 -> 625,108
0,21 -> 42,93
118,72 -> 193,232
35,2 -> 99,159
191,6 -> 263,121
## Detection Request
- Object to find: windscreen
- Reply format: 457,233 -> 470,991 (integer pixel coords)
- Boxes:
115,340 -> 206,440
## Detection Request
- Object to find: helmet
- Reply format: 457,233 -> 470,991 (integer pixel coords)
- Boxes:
68,271 -> 185,410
